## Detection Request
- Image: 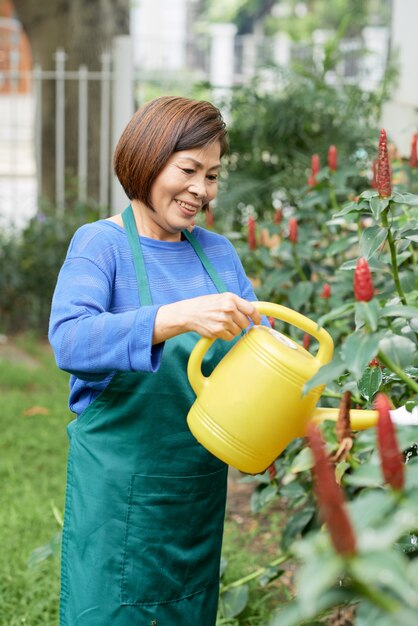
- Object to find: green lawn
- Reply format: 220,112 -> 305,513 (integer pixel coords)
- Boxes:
0,336 -> 286,625
0,337 -> 71,625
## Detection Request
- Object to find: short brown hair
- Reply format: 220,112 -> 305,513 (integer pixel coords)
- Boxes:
113,96 -> 228,207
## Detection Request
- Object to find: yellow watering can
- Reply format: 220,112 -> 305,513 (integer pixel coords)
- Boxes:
187,301 -> 378,474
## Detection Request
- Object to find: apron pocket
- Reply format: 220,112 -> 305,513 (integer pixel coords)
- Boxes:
120,467 -> 227,606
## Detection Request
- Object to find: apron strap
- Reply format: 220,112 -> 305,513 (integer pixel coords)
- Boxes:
122,205 -> 153,305
182,229 -> 228,294
122,205 -> 228,301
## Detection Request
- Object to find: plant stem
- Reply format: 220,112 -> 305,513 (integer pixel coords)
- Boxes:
350,578 -> 400,612
292,247 -> 308,281
329,185 -> 339,212
220,555 -> 288,592
381,209 -> 407,305
377,350 -> 418,394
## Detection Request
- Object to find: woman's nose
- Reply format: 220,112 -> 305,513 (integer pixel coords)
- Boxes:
188,178 -> 207,199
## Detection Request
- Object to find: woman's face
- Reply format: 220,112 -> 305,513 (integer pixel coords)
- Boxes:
133,142 -> 221,241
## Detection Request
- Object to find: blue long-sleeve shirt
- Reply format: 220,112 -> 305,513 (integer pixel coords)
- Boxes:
49,220 -> 258,415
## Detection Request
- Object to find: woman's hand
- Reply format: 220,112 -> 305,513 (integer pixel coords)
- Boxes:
153,293 -> 262,344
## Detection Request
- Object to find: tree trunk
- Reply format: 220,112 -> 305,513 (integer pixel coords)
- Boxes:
12,0 -> 130,208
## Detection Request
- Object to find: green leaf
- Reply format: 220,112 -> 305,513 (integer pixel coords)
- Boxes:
317,302 -> 355,326
360,190 -> 379,199
333,201 -> 359,217
379,334 -> 417,368
341,333 -> 382,379
355,300 -> 380,332
281,507 -> 315,552
297,554 -> 344,617
393,191 -> 418,206
348,489 -> 395,530
288,282 -> 314,310
349,551 -> 417,606
326,235 -> 357,255
381,304 -> 418,320
370,196 -> 390,219
359,226 -> 388,259
219,585 -> 249,618
303,357 -> 347,395
345,463 -> 383,488
270,588 -> 356,626
335,461 -> 350,483
290,447 -> 313,474
358,366 -> 383,401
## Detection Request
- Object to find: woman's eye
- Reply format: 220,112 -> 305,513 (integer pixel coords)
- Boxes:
207,174 -> 218,181
181,168 -> 194,174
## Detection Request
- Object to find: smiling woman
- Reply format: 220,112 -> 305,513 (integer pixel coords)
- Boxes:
48,95 -> 264,625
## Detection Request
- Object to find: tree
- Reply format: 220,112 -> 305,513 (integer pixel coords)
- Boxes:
12,0 -> 130,206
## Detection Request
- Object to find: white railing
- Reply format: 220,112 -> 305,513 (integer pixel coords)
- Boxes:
0,36 -> 133,230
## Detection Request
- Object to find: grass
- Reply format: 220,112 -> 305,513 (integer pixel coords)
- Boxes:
0,335 -> 288,625
0,336 -> 71,625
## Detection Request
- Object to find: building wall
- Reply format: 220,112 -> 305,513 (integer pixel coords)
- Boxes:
0,0 -> 32,94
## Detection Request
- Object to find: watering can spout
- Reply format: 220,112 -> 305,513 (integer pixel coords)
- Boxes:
312,407 -> 378,431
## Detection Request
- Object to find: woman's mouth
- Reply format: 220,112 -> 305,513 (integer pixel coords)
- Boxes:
175,199 -> 198,215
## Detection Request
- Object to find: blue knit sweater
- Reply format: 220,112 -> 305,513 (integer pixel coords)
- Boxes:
48,220 -> 258,415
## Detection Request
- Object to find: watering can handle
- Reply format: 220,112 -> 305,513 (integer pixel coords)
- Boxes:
187,301 -> 334,396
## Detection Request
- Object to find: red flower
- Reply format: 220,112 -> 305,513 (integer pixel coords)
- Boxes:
410,133 -> 418,168
267,463 -> 277,480
247,216 -> 257,250
302,333 -> 310,350
320,283 -> 331,299
353,257 -> 374,302
311,154 -> 320,176
328,145 -> 338,171
206,207 -> 214,227
307,423 -> 357,557
308,154 -> 320,186
375,393 -> 404,490
268,316 -> 275,329
377,129 -> 392,198
274,208 -> 283,224
288,217 -> 298,244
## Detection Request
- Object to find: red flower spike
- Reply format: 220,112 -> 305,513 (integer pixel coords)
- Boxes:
354,257 -> 374,302
267,463 -> 277,480
268,316 -> 275,329
308,173 -> 316,187
377,129 -> 392,198
307,423 -> 357,557
328,145 -> 338,171
289,217 -> 298,244
375,393 -> 405,490
302,333 -> 310,350
311,154 -> 320,176
206,207 -> 214,227
247,216 -> 257,250
320,283 -> 331,299
410,133 -> 418,168
274,208 -> 283,224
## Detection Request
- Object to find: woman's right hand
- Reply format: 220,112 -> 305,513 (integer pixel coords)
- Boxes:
152,292 -> 262,344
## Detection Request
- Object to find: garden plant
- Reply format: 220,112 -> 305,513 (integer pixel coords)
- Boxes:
214,128 -> 418,625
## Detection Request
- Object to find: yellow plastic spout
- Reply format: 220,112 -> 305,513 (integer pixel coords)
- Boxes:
312,407 -> 379,431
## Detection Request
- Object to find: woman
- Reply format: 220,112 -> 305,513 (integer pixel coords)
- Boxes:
49,96 -> 262,625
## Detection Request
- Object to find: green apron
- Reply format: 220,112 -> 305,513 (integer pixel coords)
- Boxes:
60,206 -> 235,625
